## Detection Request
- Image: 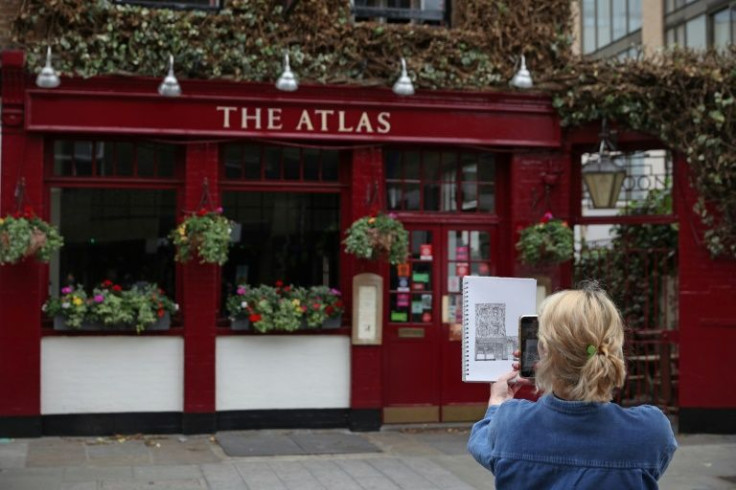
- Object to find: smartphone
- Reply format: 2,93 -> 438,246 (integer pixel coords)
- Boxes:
519,315 -> 539,379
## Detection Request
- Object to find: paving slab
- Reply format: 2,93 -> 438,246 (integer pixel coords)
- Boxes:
291,432 -> 381,455
217,432 -> 304,457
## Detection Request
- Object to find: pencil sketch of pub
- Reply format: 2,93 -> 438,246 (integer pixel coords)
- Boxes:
475,303 -> 515,361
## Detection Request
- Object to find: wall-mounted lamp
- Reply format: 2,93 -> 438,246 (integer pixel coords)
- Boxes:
509,54 -> 533,89
275,53 -> 298,92
36,47 -> 61,89
158,54 -> 181,97
582,120 -> 626,209
392,58 -> 414,96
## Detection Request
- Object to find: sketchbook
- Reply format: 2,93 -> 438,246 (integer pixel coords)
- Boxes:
461,276 -> 538,382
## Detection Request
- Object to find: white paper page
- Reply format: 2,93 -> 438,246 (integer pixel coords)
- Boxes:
462,276 -> 537,382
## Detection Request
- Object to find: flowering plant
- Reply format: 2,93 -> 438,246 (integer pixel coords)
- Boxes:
516,212 -> 574,266
169,207 -> 232,265
303,286 -> 344,328
43,280 -> 178,333
0,206 -> 64,265
344,212 -> 409,265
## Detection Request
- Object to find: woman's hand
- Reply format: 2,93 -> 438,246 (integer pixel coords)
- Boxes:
488,350 -> 533,407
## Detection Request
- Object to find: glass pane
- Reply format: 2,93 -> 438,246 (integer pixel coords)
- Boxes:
597,0 -> 612,47
423,183 -> 440,211
441,182 -> 457,211
303,148 -> 320,180
322,151 -> 339,181
264,147 -> 281,179
73,142 -> 94,176
404,151 -> 421,181
470,231 -> 491,260
471,262 -> 492,276
385,151 -> 402,180
583,0 -> 597,52
54,141 -> 74,176
685,14 -> 706,50
411,292 -> 433,323
441,151 -> 458,171
283,147 -> 301,180
223,144 -> 242,179
117,143 -> 134,176
410,230 -> 432,260
424,152 -> 441,181
137,144 -> 155,177
157,145 -> 175,177
387,183 -> 402,211
54,188 -> 177,296
243,146 -> 261,179
404,183 -> 420,210
478,184 -> 495,212
612,0 -> 626,39
628,0 -> 641,31
221,192 -> 340,301
98,142 -> 115,176
712,8 -> 730,50
477,154 -> 495,181
461,182 -> 478,212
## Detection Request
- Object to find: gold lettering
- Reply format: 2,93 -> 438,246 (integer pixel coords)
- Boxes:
295,110 -> 315,131
241,107 -> 262,130
355,112 -> 375,133
337,111 -> 354,133
267,108 -> 283,130
377,112 -> 391,134
314,110 -> 334,131
217,106 -> 237,129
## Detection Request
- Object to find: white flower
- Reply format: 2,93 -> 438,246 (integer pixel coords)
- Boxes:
41,304 -> 47,312
174,303 -> 180,311
61,302 -> 70,309
241,301 -> 248,309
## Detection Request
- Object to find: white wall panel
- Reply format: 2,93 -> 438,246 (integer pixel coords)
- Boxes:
41,337 -> 184,414
217,336 -> 350,410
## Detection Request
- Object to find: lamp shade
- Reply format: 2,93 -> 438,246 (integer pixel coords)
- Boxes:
582,153 -> 626,209
276,53 -> 298,92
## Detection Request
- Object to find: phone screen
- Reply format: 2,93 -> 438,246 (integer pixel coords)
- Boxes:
519,316 -> 539,378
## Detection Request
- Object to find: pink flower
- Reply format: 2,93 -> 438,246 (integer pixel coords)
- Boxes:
540,211 -> 554,224
329,288 -> 341,296
94,294 -> 104,303
388,212 -> 397,219
61,286 -> 73,295
215,207 -> 224,214
236,286 -> 246,296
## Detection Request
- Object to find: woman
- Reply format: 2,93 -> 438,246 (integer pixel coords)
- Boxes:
467,284 -> 677,489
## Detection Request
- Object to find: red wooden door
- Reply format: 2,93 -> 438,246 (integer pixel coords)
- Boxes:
383,224 -> 498,423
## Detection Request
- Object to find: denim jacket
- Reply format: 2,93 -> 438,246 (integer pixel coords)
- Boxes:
468,395 -> 677,489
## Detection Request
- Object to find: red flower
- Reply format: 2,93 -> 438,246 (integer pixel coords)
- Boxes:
197,208 -> 208,216
275,280 -> 284,288
112,285 -> 122,292
540,211 -> 554,224
283,285 -> 291,292
157,309 -> 165,318
101,279 -> 113,288
249,313 -> 262,323
325,306 -> 334,315
334,300 -> 343,308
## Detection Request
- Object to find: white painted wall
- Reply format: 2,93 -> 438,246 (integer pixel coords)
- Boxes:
41,337 -> 184,414
217,336 -> 350,410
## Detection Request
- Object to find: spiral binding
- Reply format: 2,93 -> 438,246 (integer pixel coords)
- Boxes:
462,276 -> 471,380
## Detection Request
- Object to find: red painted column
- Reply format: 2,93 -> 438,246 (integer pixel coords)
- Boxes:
676,156 -> 736,433
348,146 -> 386,430
181,143 -> 220,433
0,51 -> 44,437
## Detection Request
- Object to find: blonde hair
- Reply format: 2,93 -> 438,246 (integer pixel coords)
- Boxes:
535,284 -> 626,402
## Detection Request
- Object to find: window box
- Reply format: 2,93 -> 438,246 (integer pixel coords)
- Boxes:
53,312 -> 171,332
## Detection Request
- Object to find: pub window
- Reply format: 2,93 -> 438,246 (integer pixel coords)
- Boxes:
48,139 -> 181,303
385,149 -> 497,213
222,144 -> 339,182
351,0 -> 449,26
221,192 -> 341,305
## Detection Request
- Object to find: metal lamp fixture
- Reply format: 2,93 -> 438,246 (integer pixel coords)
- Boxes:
275,53 -> 298,92
392,58 -> 415,96
36,46 -> 61,89
158,54 -> 181,97
509,54 -> 533,89
582,120 -> 626,209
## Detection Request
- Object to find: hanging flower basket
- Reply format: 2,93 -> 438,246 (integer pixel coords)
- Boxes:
0,207 -> 64,265
343,213 -> 409,265
516,212 -> 574,266
169,207 -> 233,265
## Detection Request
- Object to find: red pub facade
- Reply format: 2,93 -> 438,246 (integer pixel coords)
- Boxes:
1,49 -> 735,437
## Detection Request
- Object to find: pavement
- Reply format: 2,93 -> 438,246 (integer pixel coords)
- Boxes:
0,425 -> 734,490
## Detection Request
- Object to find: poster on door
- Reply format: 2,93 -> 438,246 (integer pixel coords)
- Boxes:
420,244 -> 433,260
456,262 -> 469,278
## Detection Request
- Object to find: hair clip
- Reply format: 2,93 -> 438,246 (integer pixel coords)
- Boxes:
586,344 -> 598,358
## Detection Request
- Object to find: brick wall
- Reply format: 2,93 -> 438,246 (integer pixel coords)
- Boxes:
0,0 -> 21,49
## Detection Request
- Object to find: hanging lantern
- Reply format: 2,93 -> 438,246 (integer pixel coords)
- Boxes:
509,54 -> 533,89
158,54 -> 181,97
36,47 -> 61,89
275,53 -> 298,92
392,58 -> 415,96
